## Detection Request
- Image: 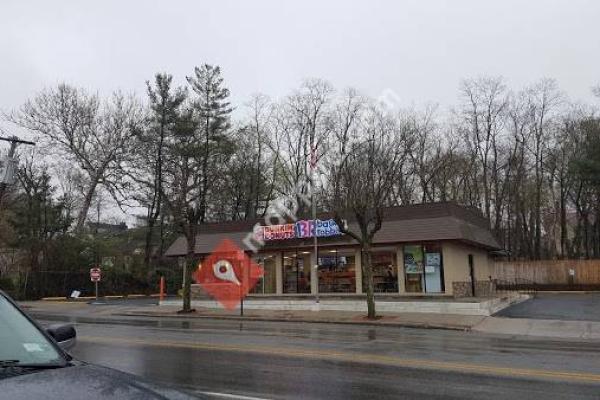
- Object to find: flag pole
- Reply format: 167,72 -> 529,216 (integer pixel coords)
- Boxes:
310,144 -> 319,307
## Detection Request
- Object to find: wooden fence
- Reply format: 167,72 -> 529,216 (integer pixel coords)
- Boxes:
494,259 -> 600,285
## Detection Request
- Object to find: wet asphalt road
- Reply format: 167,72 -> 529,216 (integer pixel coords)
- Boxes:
496,292 -> 600,321
29,307 -> 600,400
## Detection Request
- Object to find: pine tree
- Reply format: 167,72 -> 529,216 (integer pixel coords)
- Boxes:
573,118 -> 600,187
142,73 -> 187,270
186,64 -> 234,222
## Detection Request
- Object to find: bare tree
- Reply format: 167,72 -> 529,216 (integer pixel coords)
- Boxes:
11,84 -> 143,232
272,79 -> 334,211
211,94 -> 281,220
458,77 -> 508,224
403,104 -> 446,203
525,79 -> 563,259
327,104 -> 412,319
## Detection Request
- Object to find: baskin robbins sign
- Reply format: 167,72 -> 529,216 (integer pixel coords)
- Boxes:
260,219 -> 342,241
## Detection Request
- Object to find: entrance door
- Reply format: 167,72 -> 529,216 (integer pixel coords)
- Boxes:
283,251 -> 311,293
424,252 -> 442,293
403,245 -> 423,293
404,243 -> 444,293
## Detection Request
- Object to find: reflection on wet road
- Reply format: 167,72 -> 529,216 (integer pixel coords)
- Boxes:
33,312 -> 600,399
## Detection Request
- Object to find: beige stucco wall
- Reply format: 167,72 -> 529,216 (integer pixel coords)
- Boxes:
471,248 -> 493,280
275,252 -> 283,294
442,242 -> 492,295
396,246 -> 406,293
355,249 -> 363,294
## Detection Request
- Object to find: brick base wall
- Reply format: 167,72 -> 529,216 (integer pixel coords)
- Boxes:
452,280 -> 496,298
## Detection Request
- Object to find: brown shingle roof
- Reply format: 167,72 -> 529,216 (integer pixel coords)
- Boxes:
164,202 -> 501,257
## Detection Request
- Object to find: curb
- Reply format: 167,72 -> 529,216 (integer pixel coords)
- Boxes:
112,312 -> 472,331
41,294 -> 161,302
532,291 -> 600,294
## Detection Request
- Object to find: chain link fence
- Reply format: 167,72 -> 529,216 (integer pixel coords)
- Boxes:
0,265 -> 183,300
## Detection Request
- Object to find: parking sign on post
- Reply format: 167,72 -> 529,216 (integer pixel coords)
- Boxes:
90,267 -> 101,301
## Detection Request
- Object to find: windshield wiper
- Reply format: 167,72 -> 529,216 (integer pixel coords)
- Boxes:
0,359 -> 66,369
0,360 -> 20,367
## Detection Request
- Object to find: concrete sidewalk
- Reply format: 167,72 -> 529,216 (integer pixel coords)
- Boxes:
111,307 -> 600,340
473,316 -> 600,340
115,305 -> 483,330
21,300 -> 483,330
21,300 -> 600,340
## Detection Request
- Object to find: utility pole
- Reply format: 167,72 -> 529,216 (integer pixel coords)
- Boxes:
0,135 -> 35,209
310,143 -> 319,309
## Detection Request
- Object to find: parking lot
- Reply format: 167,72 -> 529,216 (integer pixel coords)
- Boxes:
496,292 -> 600,321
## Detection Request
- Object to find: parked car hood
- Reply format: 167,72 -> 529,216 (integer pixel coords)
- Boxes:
0,362 -> 203,399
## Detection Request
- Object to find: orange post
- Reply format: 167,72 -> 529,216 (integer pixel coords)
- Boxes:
159,276 -> 165,302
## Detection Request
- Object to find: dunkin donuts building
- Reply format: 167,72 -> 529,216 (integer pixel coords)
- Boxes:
165,202 -> 501,300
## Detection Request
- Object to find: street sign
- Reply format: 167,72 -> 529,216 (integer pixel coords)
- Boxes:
90,267 -> 101,282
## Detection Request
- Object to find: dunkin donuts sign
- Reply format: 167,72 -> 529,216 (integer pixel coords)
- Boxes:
261,223 -> 296,240
259,219 -> 342,241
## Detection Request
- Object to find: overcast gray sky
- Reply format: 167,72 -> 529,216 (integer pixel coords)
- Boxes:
1,0 -> 599,223
1,0 -> 599,115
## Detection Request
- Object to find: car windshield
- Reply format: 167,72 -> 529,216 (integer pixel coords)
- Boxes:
0,295 -> 64,366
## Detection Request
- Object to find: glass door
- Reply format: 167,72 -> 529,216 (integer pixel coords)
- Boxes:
283,251 -> 311,293
403,245 -> 424,293
404,243 -> 444,293
424,243 -> 443,293
424,257 -> 442,292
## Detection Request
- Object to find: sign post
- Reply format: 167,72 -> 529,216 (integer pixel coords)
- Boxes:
159,276 -> 165,302
90,267 -> 101,302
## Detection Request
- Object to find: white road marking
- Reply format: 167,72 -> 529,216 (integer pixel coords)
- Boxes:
198,392 -> 273,400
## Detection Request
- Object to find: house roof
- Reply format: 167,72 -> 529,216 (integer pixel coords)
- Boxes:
164,202 -> 502,257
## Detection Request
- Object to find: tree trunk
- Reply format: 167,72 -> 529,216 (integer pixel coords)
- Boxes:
560,187 -> 567,259
181,227 -> 196,313
158,212 -> 166,260
144,213 -> 156,270
534,150 -> 543,259
145,113 -> 166,270
362,244 -> 376,319
583,211 -> 591,259
75,179 -> 99,233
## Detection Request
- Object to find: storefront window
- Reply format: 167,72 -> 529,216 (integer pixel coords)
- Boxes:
250,254 -> 277,294
404,245 -> 424,292
404,243 -> 444,293
283,251 -> 311,293
318,249 -> 356,293
364,250 -> 398,293
423,243 -> 443,293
